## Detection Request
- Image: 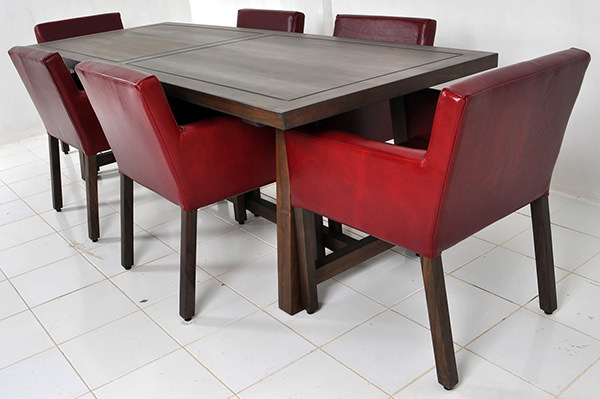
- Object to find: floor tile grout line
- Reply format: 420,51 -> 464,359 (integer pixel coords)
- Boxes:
141,214 -> 236,247
87,347 -> 189,394
241,347 -> 395,398
139,290 -> 265,347
520,304 -> 600,343
460,304 -> 524,349
570,268 -> 600,285
232,349 -> 321,396
499,242 -> 600,274
334,273 -> 425,311
446,242 -> 502,276
3,297 -> 98,395
171,345 -> 238,398
323,337 -> 430,396
459,347 -> 558,397
1,246 -> 99,281
54,226 -> 178,280
36,256 -> 240,397
173,308 -> 267,396
208,255 -> 280,309
238,222 -> 278,249
447,271 -> 536,307
555,355 -> 600,398
569,247 -> 600,277
456,298 -> 600,393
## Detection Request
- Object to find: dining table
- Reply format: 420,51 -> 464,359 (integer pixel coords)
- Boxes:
34,22 -> 498,315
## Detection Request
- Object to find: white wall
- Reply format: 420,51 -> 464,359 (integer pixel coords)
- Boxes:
0,0 -> 192,145
3,1 -> 599,200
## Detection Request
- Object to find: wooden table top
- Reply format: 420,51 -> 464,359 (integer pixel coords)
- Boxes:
38,22 -> 498,130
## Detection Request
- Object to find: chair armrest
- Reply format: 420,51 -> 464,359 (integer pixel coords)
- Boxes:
287,126 -> 427,163
285,127 -> 445,256
170,115 -> 276,210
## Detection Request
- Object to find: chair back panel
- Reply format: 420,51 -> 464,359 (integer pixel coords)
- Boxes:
334,14 -> 436,45
75,61 -> 183,205
8,46 -> 108,154
237,9 -> 305,33
431,48 -> 590,252
34,12 -> 123,43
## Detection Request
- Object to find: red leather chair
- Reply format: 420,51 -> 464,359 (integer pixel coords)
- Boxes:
237,9 -> 305,33
334,14 -> 436,45
286,48 -> 590,389
9,46 -> 113,242
75,61 -> 276,321
34,12 -> 123,155
34,12 -> 123,43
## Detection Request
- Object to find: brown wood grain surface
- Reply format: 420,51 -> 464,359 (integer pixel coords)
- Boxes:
39,22 -> 497,130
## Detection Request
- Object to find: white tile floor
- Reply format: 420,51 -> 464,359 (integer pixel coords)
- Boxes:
0,135 -> 599,399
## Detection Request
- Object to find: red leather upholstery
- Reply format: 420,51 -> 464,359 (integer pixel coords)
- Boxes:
286,48 -> 590,258
334,14 -> 436,45
237,9 -> 305,33
326,14 -> 437,142
75,61 -> 276,211
8,46 -> 109,156
34,12 -> 123,43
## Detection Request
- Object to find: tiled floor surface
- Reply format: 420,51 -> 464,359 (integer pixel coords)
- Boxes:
0,135 -> 599,398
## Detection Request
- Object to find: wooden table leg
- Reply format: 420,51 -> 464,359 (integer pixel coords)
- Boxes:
276,129 -> 303,315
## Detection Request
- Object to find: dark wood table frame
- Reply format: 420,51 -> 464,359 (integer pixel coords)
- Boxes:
37,22 -> 498,315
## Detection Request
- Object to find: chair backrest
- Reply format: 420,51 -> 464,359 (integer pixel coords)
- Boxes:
430,48 -> 590,251
333,14 -> 436,45
8,46 -> 107,154
34,12 -> 123,43
237,9 -> 305,33
75,60 -> 184,206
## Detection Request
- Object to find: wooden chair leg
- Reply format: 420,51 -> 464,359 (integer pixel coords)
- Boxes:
294,207 -> 319,313
231,194 -> 247,224
421,255 -> 458,390
120,174 -> 134,269
48,135 -> 63,212
180,209 -> 197,321
531,196 -> 557,314
84,154 -> 99,242
61,141 -> 70,154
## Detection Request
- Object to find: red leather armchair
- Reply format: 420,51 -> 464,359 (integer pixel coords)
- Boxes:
34,12 -> 123,43
286,48 -> 590,389
334,14 -> 436,45
75,61 -> 276,321
237,9 -> 305,33
9,46 -> 113,242
34,12 -> 123,155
